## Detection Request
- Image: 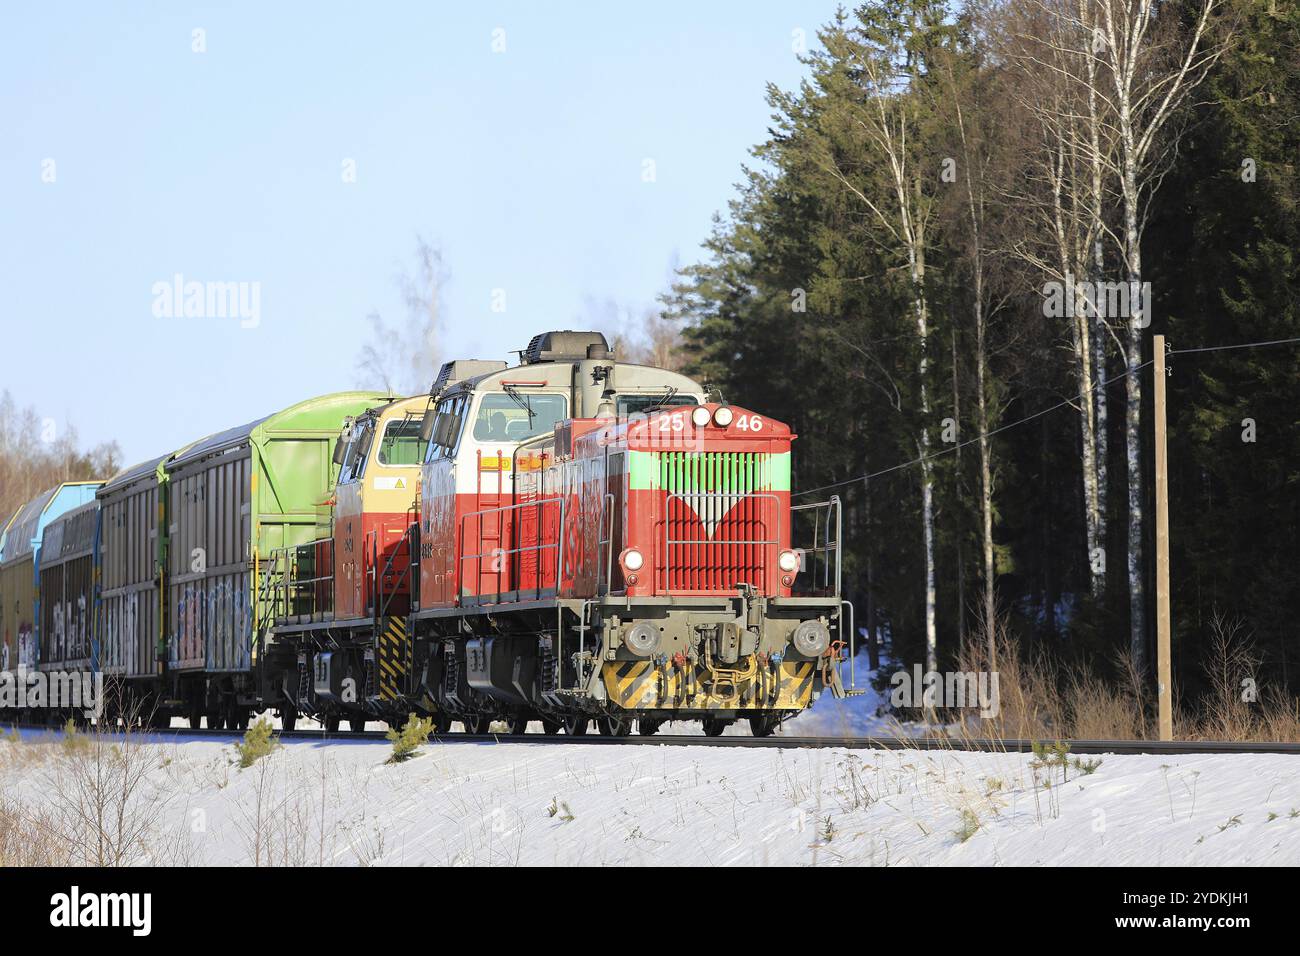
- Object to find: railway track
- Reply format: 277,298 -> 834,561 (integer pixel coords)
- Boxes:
12,723 -> 1300,755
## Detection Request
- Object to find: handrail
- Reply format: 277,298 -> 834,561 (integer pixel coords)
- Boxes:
268,536 -> 334,621
841,598 -> 857,692
458,496 -> 566,605
790,495 -> 842,598
595,491 -> 616,596
375,520 -> 418,622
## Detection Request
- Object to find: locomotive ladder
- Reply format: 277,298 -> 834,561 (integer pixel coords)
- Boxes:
473,449 -> 509,601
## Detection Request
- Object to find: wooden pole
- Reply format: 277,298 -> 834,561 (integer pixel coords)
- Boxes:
1153,335 -> 1173,740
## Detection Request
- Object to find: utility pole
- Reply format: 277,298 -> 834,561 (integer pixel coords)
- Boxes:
1153,335 -> 1173,740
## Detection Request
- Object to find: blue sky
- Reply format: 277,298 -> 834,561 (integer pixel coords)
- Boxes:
1,1 -> 836,465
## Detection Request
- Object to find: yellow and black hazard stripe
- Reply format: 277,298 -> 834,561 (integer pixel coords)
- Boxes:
605,659 -> 658,709
376,615 -> 410,701
775,661 -> 817,708
602,658 -> 820,711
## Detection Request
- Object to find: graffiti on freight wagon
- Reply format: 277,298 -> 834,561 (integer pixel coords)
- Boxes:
17,624 -> 35,670
102,592 -> 139,672
49,596 -> 90,662
173,579 -> 253,668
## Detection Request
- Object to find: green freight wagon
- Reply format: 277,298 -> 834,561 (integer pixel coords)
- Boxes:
162,391 -> 388,726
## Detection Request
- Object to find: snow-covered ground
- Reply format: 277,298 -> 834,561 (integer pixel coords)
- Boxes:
3,730 -> 1298,865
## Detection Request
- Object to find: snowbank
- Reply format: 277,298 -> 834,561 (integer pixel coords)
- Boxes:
3,732 -> 1297,865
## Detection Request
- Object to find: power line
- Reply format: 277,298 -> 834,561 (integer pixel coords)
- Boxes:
796,332 -> 1300,499
1167,335 -> 1300,356
796,359 -> 1153,497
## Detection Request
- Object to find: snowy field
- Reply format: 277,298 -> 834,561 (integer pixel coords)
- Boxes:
3,730 -> 1299,866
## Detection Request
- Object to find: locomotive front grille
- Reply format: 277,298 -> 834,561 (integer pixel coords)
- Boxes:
658,452 -> 777,593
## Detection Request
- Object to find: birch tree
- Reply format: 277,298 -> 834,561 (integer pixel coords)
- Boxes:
814,4 -> 948,674
1091,0 -> 1226,670
1001,0 -> 1114,599
934,2 -> 1013,663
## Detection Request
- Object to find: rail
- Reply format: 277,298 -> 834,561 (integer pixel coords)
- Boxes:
29,722 -> 1300,756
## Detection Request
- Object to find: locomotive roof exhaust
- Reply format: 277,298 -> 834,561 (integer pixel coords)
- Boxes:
522,330 -> 610,364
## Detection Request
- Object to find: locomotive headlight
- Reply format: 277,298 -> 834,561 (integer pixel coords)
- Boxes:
778,549 -> 801,573
622,548 -> 645,572
792,620 -> 831,658
623,622 -> 660,657
691,405 -> 712,428
713,405 -> 734,427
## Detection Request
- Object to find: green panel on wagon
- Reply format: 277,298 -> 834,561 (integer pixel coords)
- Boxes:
164,391 -> 389,674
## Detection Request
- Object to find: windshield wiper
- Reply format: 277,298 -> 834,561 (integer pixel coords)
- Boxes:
642,385 -> 678,413
502,384 -> 536,424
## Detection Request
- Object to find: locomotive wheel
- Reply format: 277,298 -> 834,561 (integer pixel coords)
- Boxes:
188,697 -> 204,729
324,715 -> 341,733
748,716 -> 779,738
541,718 -> 562,735
207,709 -> 225,731
596,715 -> 631,737
231,708 -> 250,732
349,716 -> 369,733
281,709 -> 298,732
432,713 -> 452,734
637,718 -> 663,736
463,715 -> 490,734
562,714 -> 590,736
702,718 -> 729,737
506,714 -> 530,735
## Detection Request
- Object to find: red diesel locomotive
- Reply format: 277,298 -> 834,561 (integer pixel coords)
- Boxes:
267,330 -> 853,736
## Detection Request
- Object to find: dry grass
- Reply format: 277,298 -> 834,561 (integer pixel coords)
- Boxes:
953,622 -> 1062,740
947,612 -> 1299,743
0,717 -> 199,866
0,796 -> 73,866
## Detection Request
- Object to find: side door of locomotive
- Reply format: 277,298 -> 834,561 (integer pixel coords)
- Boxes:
334,419 -> 373,619
419,395 -> 467,608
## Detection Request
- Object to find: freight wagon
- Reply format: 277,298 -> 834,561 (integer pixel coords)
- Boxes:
98,451 -> 186,690
0,482 -> 102,678
38,501 -> 99,676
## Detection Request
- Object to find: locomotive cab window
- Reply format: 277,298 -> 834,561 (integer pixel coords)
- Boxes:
426,395 -> 468,461
472,393 -> 567,443
617,393 -> 699,418
377,418 -> 428,466
339,421 -> 374,483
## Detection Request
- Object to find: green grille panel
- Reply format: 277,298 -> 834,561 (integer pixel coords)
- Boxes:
628,451 -> 789,492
